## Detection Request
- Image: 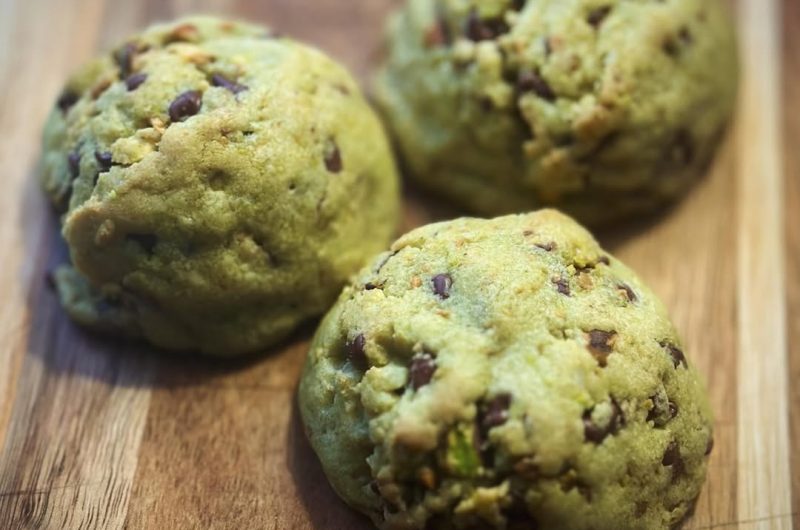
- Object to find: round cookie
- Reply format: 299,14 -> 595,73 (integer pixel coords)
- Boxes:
299,210 -> 713,529
41,16 -> 400,356
375,0 -> 738,224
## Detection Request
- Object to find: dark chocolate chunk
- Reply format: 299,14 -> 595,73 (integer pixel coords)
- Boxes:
587,6 -> 612,28
409,353 -> 436,390
465,10 -> 509,41
662,37 -> 680,58
553,277 -> 570,296
95,151 -> 113,172
598,256 -> 611,266
68,151 -> 81,179
482,393 -> 512,429
660,341 -> 688,369
705,437 -> 714,456
431,273 -> 452,299
587,330 -> 617,367
211,73 -> 248,95
618,282 -> 637,302
673,129 -> 695,165
668,400 -> 679,419
57,90 -> 79,114
168,90 -> 202,122
583,400 -> 623,444
647,396 -> 677,426
346,333 -> 367,370
536,242 -> 556,251
364,282 -> 382,291
324,142 -> 343,173
679,26 -> 693,44
115,42 -> 139,78
125,73 -> 148,91
662,441 -> 681,467
512,0 -> 527,11
517,71 -> 556,101
127,233 -> 158,254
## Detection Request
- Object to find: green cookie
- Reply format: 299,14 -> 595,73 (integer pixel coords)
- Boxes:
41,16 -> 400,356
375,0 -> 738,225
299,209 -> 713,529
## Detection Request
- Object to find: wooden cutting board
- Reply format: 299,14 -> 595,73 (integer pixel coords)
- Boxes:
0,0 -> 797,528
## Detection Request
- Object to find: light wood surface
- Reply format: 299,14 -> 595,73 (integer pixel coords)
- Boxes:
0,0 -> 796,528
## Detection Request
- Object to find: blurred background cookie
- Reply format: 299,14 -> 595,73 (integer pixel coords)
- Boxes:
375,0 -> 738,225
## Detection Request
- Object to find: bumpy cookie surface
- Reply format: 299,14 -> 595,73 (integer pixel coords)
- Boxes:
299,210 -> 713,529
41,16 -> 400,355
375,0 -> 737,224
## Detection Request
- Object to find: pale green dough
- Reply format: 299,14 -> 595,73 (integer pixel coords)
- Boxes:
299,209 -> 713,529
375,0 -> 738,224
41,16 -> 401,356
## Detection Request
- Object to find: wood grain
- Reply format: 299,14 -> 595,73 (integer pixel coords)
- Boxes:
736,0 -> 793,528
783,0 -> 800,528
0,0 -> 795,529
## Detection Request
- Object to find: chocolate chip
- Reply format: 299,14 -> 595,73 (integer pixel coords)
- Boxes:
482,393 -> 512,429
324,142 -> 343,173
512,0 -> 527,11
660,341 -> 688,369
517,71 -> 556,101
364,282 -> 382,291
662,441 -> 681,466
431,273 -> 452,299
587,6 -> 612,28
95,151 -> 113,172
346,333 -> 367,370
125,73 -> 148,91
424,18 -> 451,47
618,283 -> 637,302
409,353 -> 436,390
465,10 -> 509,41
583,400 -> 623,444
587,330 -> 617,367
211,73 -> 248,95
127,233 -> 157,254
647,395 -> 677,426
705,437 -> 714,456
536,242 -> 556,251
369,481 -> 380,495
168,90 -> 202,122
679,26 -> 693,44
115,42 -> 139,78
673,129 -> 695,165
598,256 -> 611,266
57,90 -> 79,114
68,151 -> 81,179
553,277 -> 570,296
662,37 -> 680,58
669,400 -> 679,419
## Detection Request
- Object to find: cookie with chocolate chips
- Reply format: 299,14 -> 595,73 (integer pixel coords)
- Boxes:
40,16 -> 400,355
375,0 -> 738,225
299,209 -> 713,529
